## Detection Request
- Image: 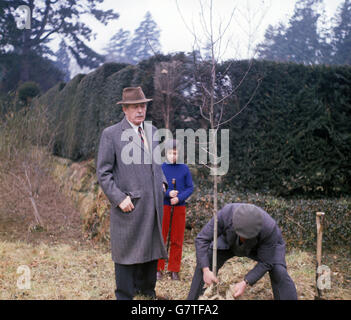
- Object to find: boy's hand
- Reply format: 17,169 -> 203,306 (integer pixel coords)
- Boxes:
169,190 -> 179,198
170,197 -> 179,205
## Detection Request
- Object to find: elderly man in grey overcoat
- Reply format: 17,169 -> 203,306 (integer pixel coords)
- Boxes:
187,203 -> 298,300
97,87 -> 168,300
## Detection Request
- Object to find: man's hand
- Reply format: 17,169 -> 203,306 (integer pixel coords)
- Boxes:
163,183 -> 167,193
202,267 -> 219,287
169,190 -> 179,198
170,197 -> 179,205
118,196 -> 134,213
231,280 -> 247,299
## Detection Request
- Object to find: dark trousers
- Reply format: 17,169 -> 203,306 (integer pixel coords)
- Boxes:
187,249 -> 297,300
114,260 -> 158,300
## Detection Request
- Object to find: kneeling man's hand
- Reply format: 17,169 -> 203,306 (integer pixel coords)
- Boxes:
231,280 -> 247,298
202,267 -> 219,287
119,196 -> 134,212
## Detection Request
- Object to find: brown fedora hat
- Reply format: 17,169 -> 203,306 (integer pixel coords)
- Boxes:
117,87 -> 152,105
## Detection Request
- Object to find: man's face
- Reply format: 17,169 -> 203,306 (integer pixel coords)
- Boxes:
123,103 -> 147,126
239,236 -> 246,243
166,149 -> 178,164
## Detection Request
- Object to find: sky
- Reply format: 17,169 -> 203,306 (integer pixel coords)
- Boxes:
71,0 -> 343,74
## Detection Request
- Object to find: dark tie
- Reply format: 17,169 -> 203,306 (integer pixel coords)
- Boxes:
138,126 -> 144,145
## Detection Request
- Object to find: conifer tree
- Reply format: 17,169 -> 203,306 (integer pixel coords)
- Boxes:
0,0 -> 119,82
257,0 -> 331,65
333,0 -> 351,65
104,28 -> 132,64
126,11 -> 161,64
55,40 -> 71,82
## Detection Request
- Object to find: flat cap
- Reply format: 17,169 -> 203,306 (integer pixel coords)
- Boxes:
232,204 -> 263,239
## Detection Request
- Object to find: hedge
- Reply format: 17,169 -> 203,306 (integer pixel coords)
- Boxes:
223,61 -> 351,196
186,186 -> 351,249
33,57 -> 351,196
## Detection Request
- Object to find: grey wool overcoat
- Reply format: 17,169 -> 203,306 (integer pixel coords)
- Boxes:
96,116 -> 168,264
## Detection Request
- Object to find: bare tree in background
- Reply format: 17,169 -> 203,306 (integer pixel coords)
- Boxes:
0,104 -> 58,229
236,0 -> 273,59
176,0 -> 268,296
153,60 -> 184,130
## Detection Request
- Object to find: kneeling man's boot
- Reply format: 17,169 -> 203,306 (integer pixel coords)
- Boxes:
157,271 -> 163,280
171,272 -> 180,281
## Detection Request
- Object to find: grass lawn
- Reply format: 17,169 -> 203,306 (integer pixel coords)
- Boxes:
1,230 -> 350,300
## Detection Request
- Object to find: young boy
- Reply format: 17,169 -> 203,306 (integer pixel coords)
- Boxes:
157,139 -> 194,280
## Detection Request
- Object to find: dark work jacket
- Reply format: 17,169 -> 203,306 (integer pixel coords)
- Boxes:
195,203 -> 287,286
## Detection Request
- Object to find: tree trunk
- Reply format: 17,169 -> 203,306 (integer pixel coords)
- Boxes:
20,0 -> 34,83
20,27 -> 32,82
20,54 -> 30,82
315,211 -> 325,299
210,38 -> 219,292
29,195 -> 43,226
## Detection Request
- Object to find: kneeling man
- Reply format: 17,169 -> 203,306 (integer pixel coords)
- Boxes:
187,203 -> 297,300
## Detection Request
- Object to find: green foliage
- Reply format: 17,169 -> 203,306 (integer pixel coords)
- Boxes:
17,81 -> 40,103
0,52 -> 64,93
223,60 -> 351,196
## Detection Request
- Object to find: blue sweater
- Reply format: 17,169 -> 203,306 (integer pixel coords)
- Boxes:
162,163 -> 194,206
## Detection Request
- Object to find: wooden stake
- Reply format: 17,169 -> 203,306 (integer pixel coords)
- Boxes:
315,211 -> 325,299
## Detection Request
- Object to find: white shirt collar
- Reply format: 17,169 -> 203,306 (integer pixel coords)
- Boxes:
126,118 -> 143,133
125,118 -> 150,151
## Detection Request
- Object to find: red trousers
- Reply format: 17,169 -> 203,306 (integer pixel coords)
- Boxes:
157,205 -> 186,273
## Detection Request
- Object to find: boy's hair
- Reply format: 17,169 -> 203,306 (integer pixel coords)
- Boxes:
165,139 -> 180,151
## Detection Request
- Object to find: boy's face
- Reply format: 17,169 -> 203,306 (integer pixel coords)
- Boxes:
166,149 -> 178,164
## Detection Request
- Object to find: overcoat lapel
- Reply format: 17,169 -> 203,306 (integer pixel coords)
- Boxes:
121,117 -> 151,156
144,121 -> 163,172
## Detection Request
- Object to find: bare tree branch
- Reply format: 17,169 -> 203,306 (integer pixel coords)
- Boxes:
217,77 -> 262,127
